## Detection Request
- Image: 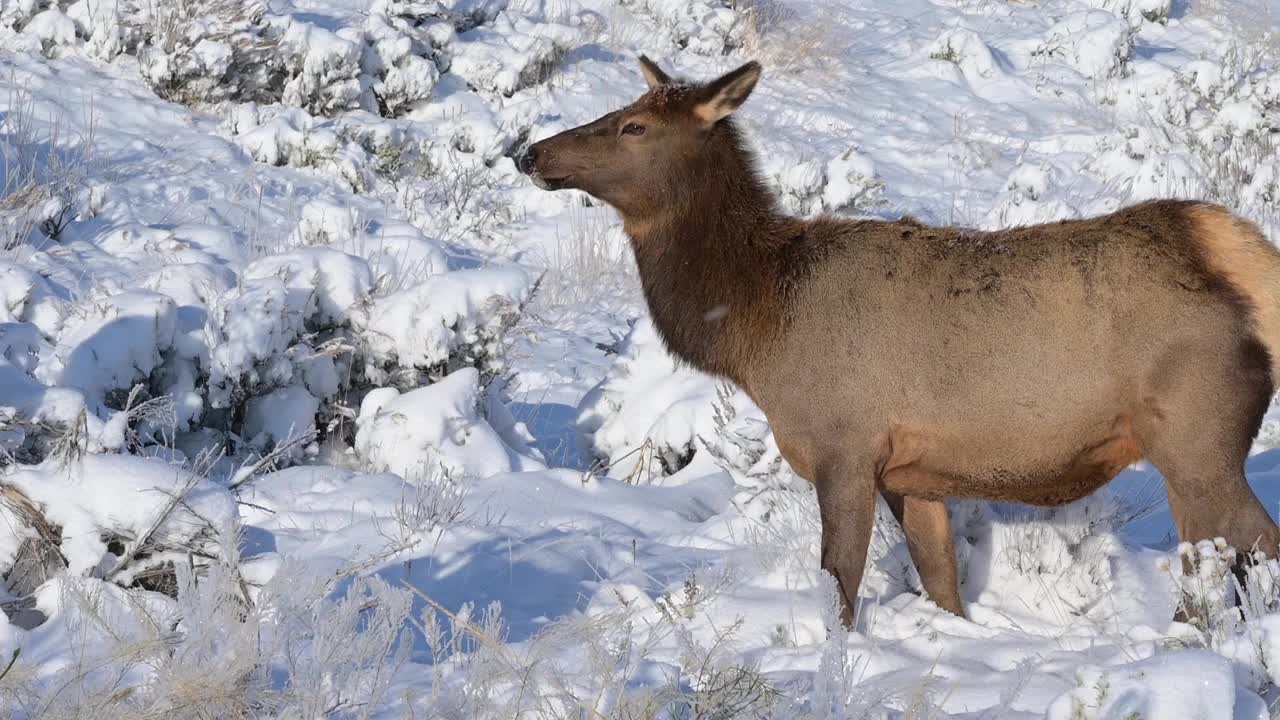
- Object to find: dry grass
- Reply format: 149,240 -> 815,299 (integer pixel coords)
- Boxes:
734,0 -> 840,74
0,81 -> 95,252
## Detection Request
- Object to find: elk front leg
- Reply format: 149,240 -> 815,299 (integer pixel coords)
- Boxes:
815,459 -> 878,627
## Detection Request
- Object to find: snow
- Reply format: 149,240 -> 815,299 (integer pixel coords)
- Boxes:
1045,650 -> 1263,720
1,0 -> 1279,716
3,453 -> 236,577
355,366 -> 541,478
355,266 -> 529,380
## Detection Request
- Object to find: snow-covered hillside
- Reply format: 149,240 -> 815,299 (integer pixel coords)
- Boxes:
1,0 -> 1279,716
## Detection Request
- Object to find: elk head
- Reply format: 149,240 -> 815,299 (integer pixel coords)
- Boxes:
517,57 -> 762,217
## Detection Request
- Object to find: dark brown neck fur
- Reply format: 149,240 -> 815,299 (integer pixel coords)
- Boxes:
620,120 -> 803,387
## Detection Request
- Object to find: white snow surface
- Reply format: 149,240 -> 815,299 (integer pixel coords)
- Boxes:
1,0 -> 1280,716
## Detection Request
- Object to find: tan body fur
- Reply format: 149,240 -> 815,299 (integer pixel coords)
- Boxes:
520,57 -> 1280,621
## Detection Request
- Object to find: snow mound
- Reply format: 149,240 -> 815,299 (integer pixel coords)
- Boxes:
1,453 -> 235,579
578,318 -> 776,481
928,28 -> 1005,84
1036,11 -> 1134,80
39,291 -> 178,414
242,248 -> 374,328
1046,650 -> 1266,720
355,367 -> 536,479
0,261 -> 63,336
450,13 -> 581,96
355,266 -> 529,384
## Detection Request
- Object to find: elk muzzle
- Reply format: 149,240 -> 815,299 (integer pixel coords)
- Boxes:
516,142 -> 573,191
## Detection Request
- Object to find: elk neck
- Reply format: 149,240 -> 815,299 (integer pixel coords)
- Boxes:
619,126 -> 796,386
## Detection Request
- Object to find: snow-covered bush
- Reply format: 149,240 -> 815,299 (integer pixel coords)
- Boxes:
0,262 -> 63,336
0,542 -> 419,718
1033,11 -> 1134,80
1089,23 -> 1279,231
1084,0 -> 1173,27
1046,650 -> 1260,720
2,453 -> 234,581
0,91 -> 94,252
949,492 -> 1151,625
928,27 -> 1003,83
354,266 -> 529,388
9,1 -> 455,115
621,0 -> 751,55
984,163 -> 1078,229
230,108 -> 376,191
578,319 -> 726,480
277,19 -> 366,115
355,366 -> 533,479
449,11 -> 580,96
822,148 -> 886,214
135,0 -> 284,106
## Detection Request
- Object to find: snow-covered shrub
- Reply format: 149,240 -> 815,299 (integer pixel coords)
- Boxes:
343,219 -> 450,292
1159,541 -> 1280,693
536,207 -> 635,307
449,11 -> 580,96
621,0 -> 750,55
230,108 -> 442,193
0,542 -> 418,718
0,262 -> 63,337
362,0 -> 452,115
39,290 -> 179,415
1,282 -> 196,456
765,155 -> 825,216
355,366 -> 532,479
165,2 -> 452,116
242,247 -> 374,328
396,148 -> 518,245
578,319 -> 725,481
19,6 -> 78,54
354,266 -> 529,388
12,1 -> 453,116
201,249 -> 373,456
1090,28 -> 1278,231
733,0 -> 836,75
577,318 -> 793,489
928,27 -> 1003,83
952,493 -> 1143,623
277,18 -> 366,115
1046,650 -> 1258,720
286,199 -> 365,249
0,91 -> 94,252
1162,539 -> 1240,633
984,163 -> 1078,229
822,148 -> 886,214
2,1 -> 127,57
1085,0 -> 1172,27
0,453 -> 235,598
1033,11 -> 1134,80
203,277 -> 308,419
758,148 -> 888,217
135,0 -> 284,105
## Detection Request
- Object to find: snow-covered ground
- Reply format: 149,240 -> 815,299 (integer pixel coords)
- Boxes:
1,0 -> 1279,716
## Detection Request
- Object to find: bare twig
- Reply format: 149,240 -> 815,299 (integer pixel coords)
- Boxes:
228,428 -> 317,491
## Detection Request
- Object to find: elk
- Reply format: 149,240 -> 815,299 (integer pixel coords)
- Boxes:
517,57 -> 1280,623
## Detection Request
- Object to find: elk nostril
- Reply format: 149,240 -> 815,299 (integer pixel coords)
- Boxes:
518,146 -> 539,174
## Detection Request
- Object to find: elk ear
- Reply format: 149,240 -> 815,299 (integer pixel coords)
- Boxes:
692,61 -> 761,126
638,55 -> 672,89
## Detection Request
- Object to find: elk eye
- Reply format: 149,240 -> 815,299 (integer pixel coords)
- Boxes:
622,122 -> 646,136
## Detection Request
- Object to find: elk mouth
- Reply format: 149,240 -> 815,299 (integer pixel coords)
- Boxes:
531,173 -> 573,191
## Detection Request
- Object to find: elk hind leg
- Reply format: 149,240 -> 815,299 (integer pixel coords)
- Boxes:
884,480 -> 963,617
1138,341 -> 1280,616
